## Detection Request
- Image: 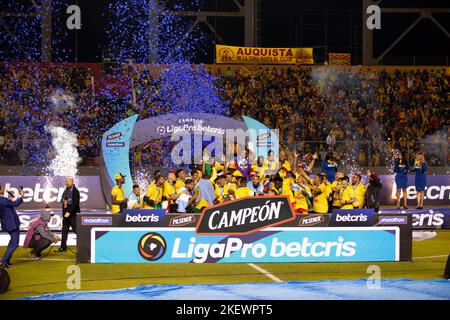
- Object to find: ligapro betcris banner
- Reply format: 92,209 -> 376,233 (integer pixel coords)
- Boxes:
0,176 -> 105,209
91,227 -> 400,263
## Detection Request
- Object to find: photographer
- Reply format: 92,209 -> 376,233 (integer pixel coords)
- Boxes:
55,177 -> 80,253
0,184 -> 24,269
24,212 -> 60,260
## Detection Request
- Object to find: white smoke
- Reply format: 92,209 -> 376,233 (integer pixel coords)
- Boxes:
45,124 -> 81,177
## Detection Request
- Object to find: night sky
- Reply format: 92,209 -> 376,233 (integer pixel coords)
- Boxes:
0,0 -> 449,64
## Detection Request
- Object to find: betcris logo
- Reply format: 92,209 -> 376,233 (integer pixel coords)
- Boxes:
92,227 -> 399,263
412,209 -> 446,228
329,210 -> 374,226
118,210 -> 165,226
4,183 -> 89,204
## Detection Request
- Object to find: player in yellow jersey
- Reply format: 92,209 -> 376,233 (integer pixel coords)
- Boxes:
143,175 -> 164,209
111,173 -> 128,214
339,176 -> 356,209
310,174 -> 328,214
174,169 -> 186,193
213,175 -> 230,204
331,171 -> 345,210
292,175 -> 312,214
268,176 -> 283,195
234,177 -> 253,198
163,171 -> 179,212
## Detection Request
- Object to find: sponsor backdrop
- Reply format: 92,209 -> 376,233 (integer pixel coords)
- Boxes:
2,174 -> 447,210
379,174 -> 450,206
0,176 -> 104,209
92,227 -> 399,263
215,45 -> 314,64
76,210 -> 412,263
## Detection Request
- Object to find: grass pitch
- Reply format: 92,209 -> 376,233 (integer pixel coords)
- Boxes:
0,230 -> 449,300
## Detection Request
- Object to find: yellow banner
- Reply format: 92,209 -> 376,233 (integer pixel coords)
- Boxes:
328,53 -> 351,65
216,45 -> 314,64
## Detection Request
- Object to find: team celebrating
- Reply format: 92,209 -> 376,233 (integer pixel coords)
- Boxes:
110,145 -> 428,215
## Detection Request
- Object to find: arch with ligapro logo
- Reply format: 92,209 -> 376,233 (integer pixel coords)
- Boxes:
99,112 -> 279,208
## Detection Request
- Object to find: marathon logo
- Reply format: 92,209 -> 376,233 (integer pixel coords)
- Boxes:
257,141 -> 273,148
169,215 -> 196,227
106,132 -> 122,140
378,216 -> 408,225
196,196 -> 295,235
298,214 -> 326,227
82,216 -> 112,226
106,142 -> 125,147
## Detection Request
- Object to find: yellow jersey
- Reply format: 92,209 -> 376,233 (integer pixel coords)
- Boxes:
313,183 -> 328,214
331,180 -> 342,207
294,184 -> 311,211
163,181 -> 176,199
227,182 -> 237,193
214,183 -> 230,203
282,178 -> 296,203
174,179 -> 185,193
234,187 -> 253,199
111,185 -> 125,214
352,183 -> 367,208
144,183 -> 163,209
340,185 -> 354,210
251,163 -> 268,181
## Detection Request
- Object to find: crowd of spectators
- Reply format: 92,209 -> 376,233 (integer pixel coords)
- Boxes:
219,66 -> 449,167
0,63 -> 448,169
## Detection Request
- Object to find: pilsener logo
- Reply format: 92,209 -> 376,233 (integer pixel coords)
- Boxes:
196,196 -> 295,235
299,214 -> 326,227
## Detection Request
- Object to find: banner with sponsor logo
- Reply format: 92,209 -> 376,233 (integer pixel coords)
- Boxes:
215,45 -> 314,64
379,174 -> 450,206
76,211 -> 200,262
91,227 -> 400,263
328,53 -> 351,65
76,198 -> 411,263
379,208 -> 450,229
0,176 -> 104,209
196,196 -> 295,235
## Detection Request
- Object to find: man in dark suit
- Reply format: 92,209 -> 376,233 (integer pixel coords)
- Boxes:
0,184 -> 24,269
54,177 -> 80,253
